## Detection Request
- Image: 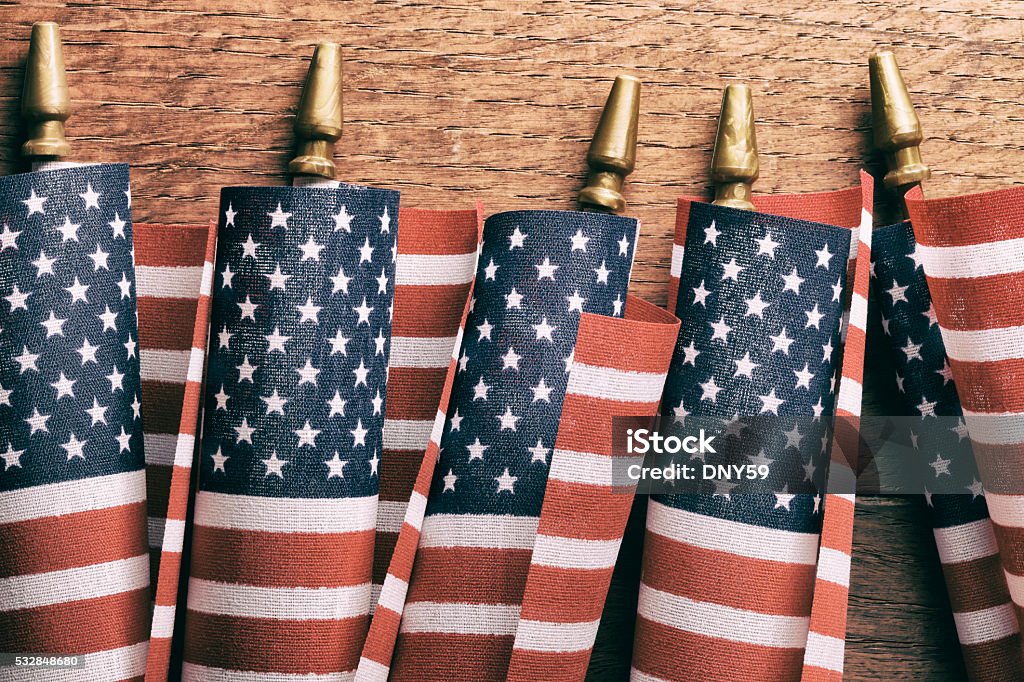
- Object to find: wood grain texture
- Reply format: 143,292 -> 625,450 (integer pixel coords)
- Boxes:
0,1 -> 1020,678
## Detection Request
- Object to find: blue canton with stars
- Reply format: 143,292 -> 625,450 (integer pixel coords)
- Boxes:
427,209 -> 638,516
872,221 -> 987,525
0,164 -> 143,491
659,203 -> 852,533
199,185 -> 398,499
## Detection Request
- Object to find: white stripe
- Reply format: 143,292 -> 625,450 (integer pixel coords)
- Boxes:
419,514 -> 538,549
194,491 -> 377,533
549,448 -> 624,487
147,516 -> 166,549
140,348 -> 191,384
136,264 -> 205,299
1006,570 -> 1024,604
161,518 -> 186,554
933,519 -> 999,564
531,534 -> 621,570
918,238 -> 1024,280
151,603 -> 176,639
849,292 -> 868,330
960,411 -> 1024,446
567,363 -> 666,403
630,669 -> 672,682
355,658 -> 390,682
187,346 -> 205,382
836,377 -> 863,414
953,603 -> 1020,645
175,433 -> 196,468
377,574 -> 409,614
145,432 -> 178,467
188,578 -> 371,620
803,631 -> 845,672
514,618 -> 601,653
430,409 -> 446,446
376,499 -> 407,534
0,469 -> 146,523
637,584 -> 809,648
670,244 -> 684,279
451,326 -> 464,360
984,492 -> 1024,529
647,501 -> 818,564
182,663 -> 355,682
824,459 -> 857,497
0,642 -> 149,682
200,259 -> 214,296
390,336 -> 457,368
400,601 -> 520,635
940,325 -> 1024,363
383,419 -> 433,451
406,491 -> 427,532
395,253 -> 477,285
815,547 -> 851,588
0,555 -> 149,610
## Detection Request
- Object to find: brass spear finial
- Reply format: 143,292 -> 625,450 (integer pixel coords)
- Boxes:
711,84 -> 758,210
870,51 -> 929,191
21,21 -> 71,161
578,75 -> 640,214
288,43 -> 342,180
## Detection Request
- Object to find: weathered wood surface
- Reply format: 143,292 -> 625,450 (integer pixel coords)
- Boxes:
1,1 -> 1021,677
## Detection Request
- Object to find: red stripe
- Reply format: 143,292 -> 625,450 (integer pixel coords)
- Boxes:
0,502 -> 147,577
632,616 -> 803,681
134,223 -> 210,266
907,186 -> 1024,247
391,633 -> 511,682
961,635 -> 1024,681
397,208 -> 481,255
184,612 -> 367,674
137,297 -> 200,351
941,552 -> 1013,613
385,367 -> 449,419
0,589 -> 150,652
140,380 -> 186,433
516,564 -> 613,622
392,284 -> 471,337
949,357 -> 1024,413
145,464 -> 172,519
506,649 -> 591,682
641,530 -> 815,617
407,546 -> 530,605
555,393 -> 659,456
926,273 -> 1024,332
379,450 -> 423,501
535,479 -> 632,541
190,525 -> 374,588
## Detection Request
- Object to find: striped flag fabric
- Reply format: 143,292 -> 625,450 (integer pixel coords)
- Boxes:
634,181 -> 870,682
133,222 -> 218,680
905,186 -> 1024,677
181,184 -> 398,679
387,209 -> 639,680
0,164 -> 150,678
374,207 -> 481,607
505,297 -> 680,681
871,219 -> 1021,679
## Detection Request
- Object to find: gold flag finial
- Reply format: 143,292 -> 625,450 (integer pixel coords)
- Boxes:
578,75 -> 640,213
288,43 -> 343,179
21,21 -> 70,160
711,83 -> 758,210
870,51 -> 929,190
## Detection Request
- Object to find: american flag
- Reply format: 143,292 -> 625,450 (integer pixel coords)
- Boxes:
133,220 -> 217,680
181,184 -> 398,679
896,191 -> 1024,678
0,164 -> 150,677
374,207 -> 481,607
633,199 -> 854,681
386,209 -> 638,679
